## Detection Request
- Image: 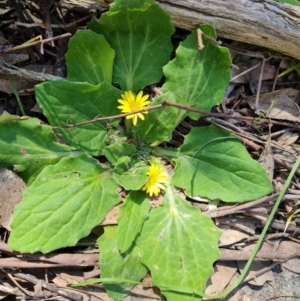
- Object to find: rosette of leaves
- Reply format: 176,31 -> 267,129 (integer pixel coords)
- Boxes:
0,0 -> 272,300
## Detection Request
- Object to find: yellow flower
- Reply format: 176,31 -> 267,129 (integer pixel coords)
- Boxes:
142,164 -> 168,197
117,90 -> 150,126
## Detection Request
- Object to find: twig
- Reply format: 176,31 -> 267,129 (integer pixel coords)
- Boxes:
204,193 -> 279,218
197,28 -> 222,50
254,57 -> 266,112
15,14 -> 93,29
4,269 -> 83,301
206,117 -> 300,175
0,283 -> 25,298
6,272 -> 38,298
4,33 -> 71,53
230,62 -> 261,82
51,98 -> 300,131
52,103 -> 164,129
1,63 -> 62,82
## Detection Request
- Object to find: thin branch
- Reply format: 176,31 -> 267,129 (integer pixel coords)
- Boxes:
52,99 -> 300,130
52,103 -> 164,129
4,33 -> 72,53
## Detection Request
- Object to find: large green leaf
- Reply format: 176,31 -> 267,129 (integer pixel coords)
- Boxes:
162,25 -> 231,124
88,0 -> 175,91
137,185 -> 221,301
156,125 -> 273,202
35,81 -> 122,155
117,191 -> 151,253
98,226 -> 148,300
135,92 -> 179,145
272,0 -> 300,6
66,29 -> 115,85
113,158 -> 148,190
0,112 -> 81,184
103,143 -> 136,166
8,154 -> 119,253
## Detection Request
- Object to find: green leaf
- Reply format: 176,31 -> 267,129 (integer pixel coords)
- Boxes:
137,185 -> 221,301
135,92 -> 179,145
271,0 -> 300,7
109,0 -> 154,10
103,143 -> 136,165
157,125 -> 273,202
162,25 -> 231,123
8,154 -> 119,253
117,191 -> 151,253
98,226 -> 148,300
0,112 -> 81,184
66,30 -> 115,85
88,1 -> 175,91
113,158 -> 148,190
35,81 -> 122,155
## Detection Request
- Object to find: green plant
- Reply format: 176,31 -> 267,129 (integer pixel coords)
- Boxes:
272,0 -> 300,6
0,0 -> 273,300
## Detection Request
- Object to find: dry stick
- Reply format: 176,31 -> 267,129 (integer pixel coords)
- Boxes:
15,14 -> 93,29
0,284 -> 25,298
52,99 -> 300,131
161,99 -> 300,129
4,33 -> 72,53
206,117 -> 300,176
54,98 -> 300,175
4,269 -> 83,301
254,57 -> 266,112
221,42 -> 265,58
52,103 -> 165,129
204,193 -> 279,218
230,62 -> 261,82
6,272 -> 40,298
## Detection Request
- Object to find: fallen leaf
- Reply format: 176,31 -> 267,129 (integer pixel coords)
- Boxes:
238,261 -> 275,286
0,168 -> 26,230
258,128 -> 274,180
273,132 -> 300,166
282,257 -> 300,274
205,262 -> 239,294
245,88 -> 300,121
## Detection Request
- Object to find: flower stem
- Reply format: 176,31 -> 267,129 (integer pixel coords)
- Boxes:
125,119 -> 132,135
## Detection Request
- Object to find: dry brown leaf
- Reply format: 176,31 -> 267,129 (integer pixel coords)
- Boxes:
238,261 -> 275,287
0,65 -> 53,94
205,262 -> 239,295
245,88 -> 300,121
258,129 -> 274,180
219,229 -> 249,247
231,61 -> 276,84
218,215 -> 257,247
101,205 -> 119,225
243,240 -> 300,262
273,132 -> 300,166
0,168 -> 26,230
276,132 -> 299,147
282,257 -> 300,274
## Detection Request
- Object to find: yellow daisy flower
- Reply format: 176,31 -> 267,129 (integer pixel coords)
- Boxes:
142,164 -> 168,197
117,91 -> 150,126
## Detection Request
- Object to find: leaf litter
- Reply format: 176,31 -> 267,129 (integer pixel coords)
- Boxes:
1,1 -> 300,301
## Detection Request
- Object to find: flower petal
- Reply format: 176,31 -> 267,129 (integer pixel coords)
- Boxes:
117,90 -> 150,126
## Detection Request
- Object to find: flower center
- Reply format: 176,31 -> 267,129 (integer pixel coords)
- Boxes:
129,101 -> 140,112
